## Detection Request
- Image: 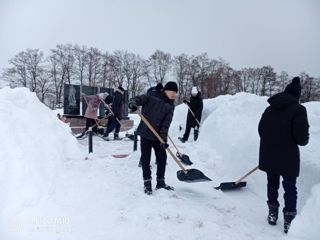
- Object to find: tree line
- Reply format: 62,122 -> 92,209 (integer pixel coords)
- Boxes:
2,44 -> 320,108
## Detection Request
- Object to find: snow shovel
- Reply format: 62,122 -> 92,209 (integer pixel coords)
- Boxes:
136,110 -> 211,183
101,99 -> 122,126
215,165 -> 259,191
184,102 -> 201,126
167,135 -> 193,165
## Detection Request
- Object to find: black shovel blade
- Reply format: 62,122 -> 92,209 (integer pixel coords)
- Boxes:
177,154 -> 193,166
214,181 -> 247,191
177,169 -> 212,183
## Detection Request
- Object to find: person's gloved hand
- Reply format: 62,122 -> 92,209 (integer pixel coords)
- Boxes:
183,100 -> 189,104
128,101 -> 138,112
160,143 -> 169,149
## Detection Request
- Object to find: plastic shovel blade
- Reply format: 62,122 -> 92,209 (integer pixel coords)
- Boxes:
177,153 -> 193,166
214,181 -> 247,191
177,169 -> 212,183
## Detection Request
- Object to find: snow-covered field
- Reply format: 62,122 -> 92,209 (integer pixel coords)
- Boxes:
0,87 -> 319,240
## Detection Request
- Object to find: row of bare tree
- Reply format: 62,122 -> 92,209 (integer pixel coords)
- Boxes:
2,44 -> 320,108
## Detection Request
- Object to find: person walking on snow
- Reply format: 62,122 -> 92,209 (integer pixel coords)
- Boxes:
258,77 -> 309,234
128,81 -> 178,195
179,86 -> 203,143
103,86 -> 124,141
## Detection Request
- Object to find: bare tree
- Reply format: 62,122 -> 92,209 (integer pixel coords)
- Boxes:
36,68 -> 54,103
174,54 -> 192,102
73,45 -> 88,87
130,54 -> 148,97
4,51 -> 29,87
300,72 -> 319,102
86,47 -> 101,86
277,71 -> 290,92
148,50 -> 172,84
260,66 -> 277,96
108,51 -> 126,88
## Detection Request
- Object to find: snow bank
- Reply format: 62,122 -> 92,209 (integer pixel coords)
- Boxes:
287,101 -> 320,239
0,87 -> 82,235
171,92 -> 320,238
288,184 -> 320,240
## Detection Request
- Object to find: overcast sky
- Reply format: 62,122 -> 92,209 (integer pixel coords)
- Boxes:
0,0 -> 319,77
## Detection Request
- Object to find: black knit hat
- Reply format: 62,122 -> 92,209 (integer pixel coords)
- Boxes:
164,81 -> 178,92
284,77 -> 301,99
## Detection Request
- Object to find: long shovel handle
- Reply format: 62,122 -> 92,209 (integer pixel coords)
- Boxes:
184,103 -> 201,126
167,135 -> 181,155
235,166 -> 259,185
137,110 -> 187,173
101,99 -> 122,126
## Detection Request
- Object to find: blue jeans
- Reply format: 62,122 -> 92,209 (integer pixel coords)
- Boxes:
104,116 -> 120,136
267,173 -> 297,212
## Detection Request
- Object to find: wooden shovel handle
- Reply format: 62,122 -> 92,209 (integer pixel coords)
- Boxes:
235,166 -> 259,185
184,103 -> 201,126
101,99 -> 122,126
167,135 -> 181,155
137,110 -> 187,173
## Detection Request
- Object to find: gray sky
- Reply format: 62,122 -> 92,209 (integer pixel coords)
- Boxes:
0,0 -> 319,76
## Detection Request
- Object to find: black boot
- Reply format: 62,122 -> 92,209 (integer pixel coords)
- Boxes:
267,203 -> 279,225
76,132 -> 87,139
194,127 -> 199,141
114,133 -> 120,140
144,179 -> 152,195
283,210 -> 296,234
156,178 -> 174,191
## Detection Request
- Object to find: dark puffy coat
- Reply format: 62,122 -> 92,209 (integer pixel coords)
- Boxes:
131,92 -> 174,142
186,92 -> 203,128
112,91 -> 124,120
258,92 -> 309,177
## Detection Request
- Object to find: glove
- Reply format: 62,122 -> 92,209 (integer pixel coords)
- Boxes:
128,101 -> 138,112
160,143 -> 169,149
183,100 -> 189,105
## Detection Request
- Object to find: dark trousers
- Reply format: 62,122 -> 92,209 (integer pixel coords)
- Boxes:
267,172 -> 297,212
104,116 -> 121,136
183,125 -> 192,140
140,137 -> 167,180
85,118 -> 98,133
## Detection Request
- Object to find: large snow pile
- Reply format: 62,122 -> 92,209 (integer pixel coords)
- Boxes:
171,92 -> 320,240
0,87 -> 83,237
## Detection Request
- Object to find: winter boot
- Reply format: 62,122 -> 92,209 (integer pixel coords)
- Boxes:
283,210 -> 297,234
144,179 -> 152,195
194,127 -> 199,141
76,132 -> 87,139
114,133 -> 120,140
156,178 -> 174,191
178,137 -> 186,143
103,134 -> 110,141
267,203 -> 279,225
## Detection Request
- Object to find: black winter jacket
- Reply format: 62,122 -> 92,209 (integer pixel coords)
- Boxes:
131,92 -> 174,142
258,92 -> 309,177
112,91 -> 124,120
186,93 -> 203,128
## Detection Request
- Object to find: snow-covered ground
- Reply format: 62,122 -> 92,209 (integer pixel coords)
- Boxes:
0,87 -> 319,240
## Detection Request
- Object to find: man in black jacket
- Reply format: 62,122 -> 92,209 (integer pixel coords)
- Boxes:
129,81 -> 178,195
103,86 -> 124,141
258,77 -> 309,233
179,86 -> 203,142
